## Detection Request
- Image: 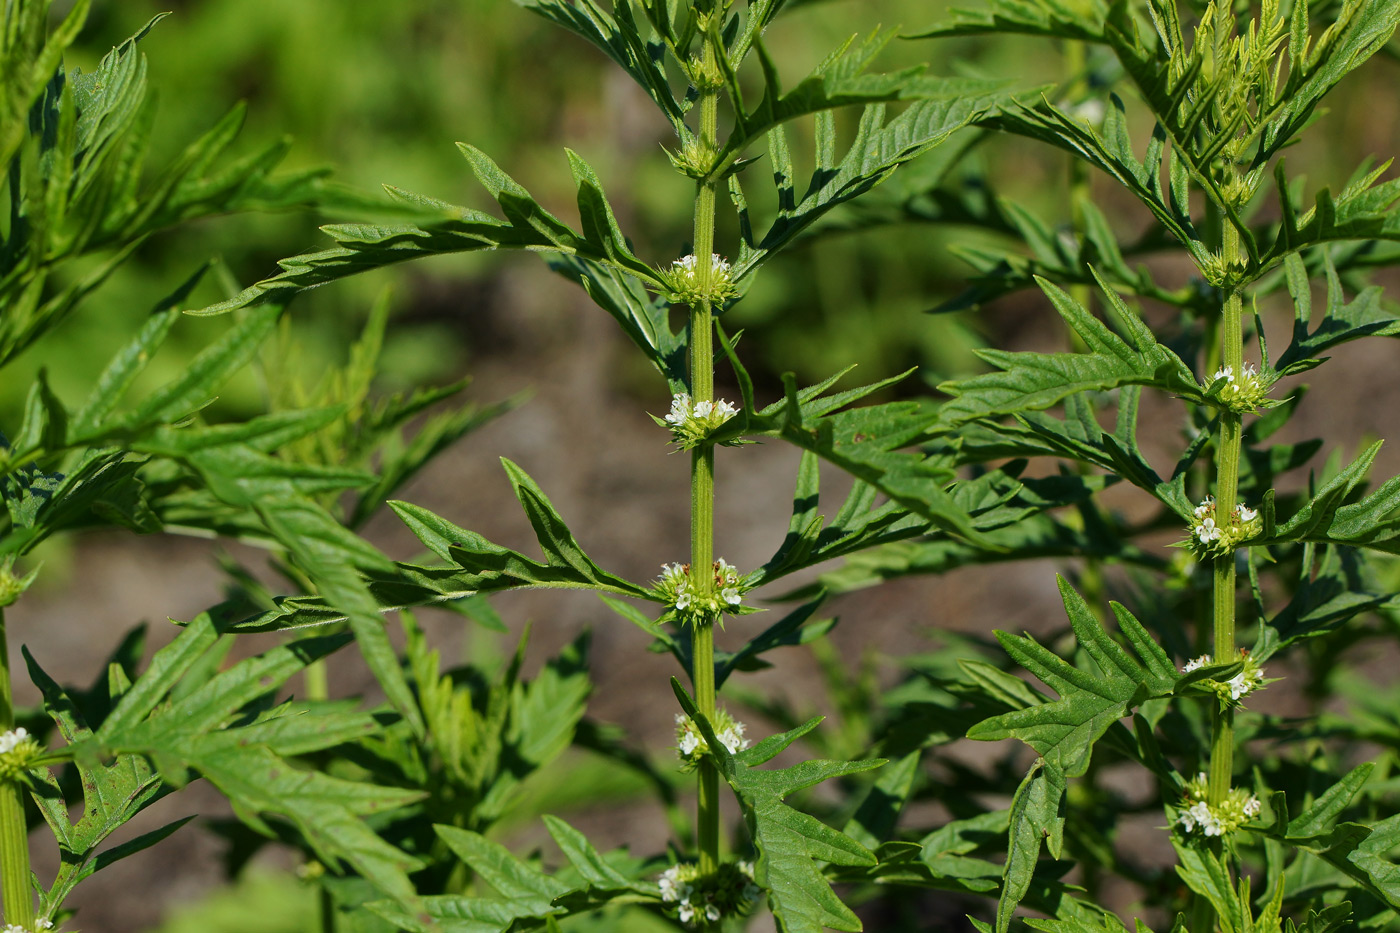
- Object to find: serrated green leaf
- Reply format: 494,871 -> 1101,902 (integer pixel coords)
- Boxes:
673,681 -> 880,933
731,83 -> 1011,278
938,275 -> 1200,426
194,147 -> 660,316
1277,253 -> 1400,370
998,761 -> 1067,933
910,0 -> 1108,41
969,577 -> 1177,776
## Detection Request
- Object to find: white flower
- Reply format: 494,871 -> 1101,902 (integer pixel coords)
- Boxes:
660,393 -> 740,449
712,400 -> 739,420
657,558 -> 746,623
1236,504 -> 1258,522
718,720 -> 749,754
1196,517 -> 1221,543
667,253 -> 736,305
1194,495 -> 1215,519
1227,665 -> 1266,701
1182,655 -> 1211,673
665,394 -> 691,425
1179,800 -> 1221,836
659,865 -> 691,903
1206,361 -> 1270,411
0,727 -> 29,755
678,903 -> 696,923
1243,795 -> 1261,818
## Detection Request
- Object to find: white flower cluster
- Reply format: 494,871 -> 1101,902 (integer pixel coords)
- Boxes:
1176,772 -> 1261,838
1205,362 -> 1271,412
1188,495 -> 1262,558
1180,651 -> 1269,706
658,860 -> 760,927
675,708 -> 750,770
4,921 -> 55,933
666,253 -> 737,305
0,727 -> 30,754
655,559 -> 745,625
0,727 -> 40,781
662,393 -> 740,449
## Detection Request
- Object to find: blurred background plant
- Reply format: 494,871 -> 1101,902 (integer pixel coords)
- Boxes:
6,0 -> 1400,930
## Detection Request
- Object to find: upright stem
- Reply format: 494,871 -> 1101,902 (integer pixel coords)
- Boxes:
1190,216 -> 1244,933
689,28 -> 722,880
0,608 -> 36,929
1208,221 -> 1244,808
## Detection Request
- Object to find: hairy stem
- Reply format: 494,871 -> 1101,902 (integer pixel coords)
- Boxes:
689,28 -> 722,881
1208,220 -> 1244,808
0,608 -> 35,929
1191,214 -> 1245,933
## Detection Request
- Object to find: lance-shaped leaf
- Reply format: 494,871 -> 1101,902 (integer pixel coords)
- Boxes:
1253,547 -> 1397,661
983,97 -> 1208,268
961,386 -> 1201,520
23,648 -> 185,913
1250,765 -> 1400,910
1250,0 -> 1400,166
969,577 -> 1179,930
785,509 -> 1160,601
390,459 -> 649,599
724,28 -> 928,156
723,354 -> 983,542
747,451 -> 932,588
673,682 -> 882,933
1262,158 -> 1400,268
1276,252 -> 1400,372
195,147 -> 660,316
910,0 -> 1108,41
367,819 -> 656,932
1268,441 -> 1400,552
74,615 -> 424,902
938,274 -> 1201,426
729,82 -> 1011,279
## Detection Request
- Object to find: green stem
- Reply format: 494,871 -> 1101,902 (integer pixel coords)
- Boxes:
689,28 -> 722,881
1208,222 -> 1244,809
1192,215 -> 1244,933
1,608 -> 36,929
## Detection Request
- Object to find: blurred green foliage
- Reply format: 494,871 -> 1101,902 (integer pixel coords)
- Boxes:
13,0 -> 1396,432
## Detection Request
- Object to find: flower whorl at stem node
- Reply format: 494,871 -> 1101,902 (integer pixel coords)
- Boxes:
1176,772 -> 1261,839
4,922 -> 54,932
675,708 -> 749,770
1186,496 -> 1262,558
0,556 -> 38,607
0,728 -> 41,781
655,559 -> 746,626
666,136 -> 721,180
660,393 -> 739,449
664,253 -> 736,306
1180,650 -> 1270,707
1203,362 -> 1273,413
658,860 -> 760,927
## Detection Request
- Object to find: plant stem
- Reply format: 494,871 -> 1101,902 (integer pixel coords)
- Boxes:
689,27 -> 722,880
1191,217 -> 1245,933
1208,221 -> 1244,808
0,608 -> 35,929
